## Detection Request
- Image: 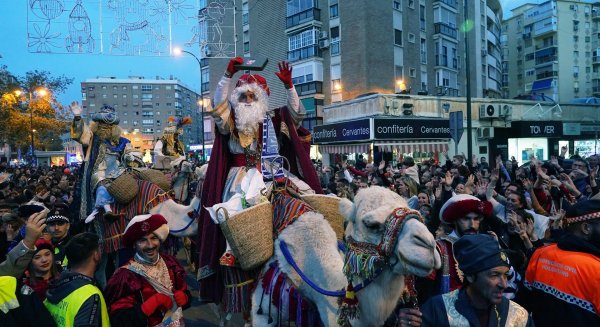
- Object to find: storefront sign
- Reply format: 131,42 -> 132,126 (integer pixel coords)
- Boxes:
374,119 -> 450,139
510,121 -> 562,137
563,123 -> 581,136
312,119 -> 371,143
580,125 -> 600,132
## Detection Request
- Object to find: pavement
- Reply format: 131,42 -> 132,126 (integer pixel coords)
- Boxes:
178,251 -> 246,327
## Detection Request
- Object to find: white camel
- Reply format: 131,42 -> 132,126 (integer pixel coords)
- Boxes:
149,195 -> 199,237
251,186 -> 441,326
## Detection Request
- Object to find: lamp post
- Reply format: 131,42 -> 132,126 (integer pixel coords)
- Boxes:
173,47 -> 206,163
463,0 -> 473,162
14,87 -> 48,166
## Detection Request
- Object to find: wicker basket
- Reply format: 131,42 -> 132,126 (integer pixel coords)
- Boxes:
107,172 -> 139,204
302,194 -> 345,241
134,169 -> 171,191
219,202 -> 274,270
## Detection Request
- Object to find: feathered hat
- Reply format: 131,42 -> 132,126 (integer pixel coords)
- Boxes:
165,116 -> 193,133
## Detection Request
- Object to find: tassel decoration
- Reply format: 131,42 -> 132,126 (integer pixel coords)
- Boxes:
337,283 -> 359,326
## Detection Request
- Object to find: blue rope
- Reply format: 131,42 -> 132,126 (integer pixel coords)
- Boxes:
169,214 -> 196,233
279,240 -> 373,297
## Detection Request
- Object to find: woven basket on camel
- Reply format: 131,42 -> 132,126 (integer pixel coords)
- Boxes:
133,169 -> 171,191
302,194 -> 345,241
219,202 -> 274,270
107,172 -> 139,204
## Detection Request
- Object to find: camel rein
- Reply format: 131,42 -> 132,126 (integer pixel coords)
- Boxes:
279,240 -> 372,297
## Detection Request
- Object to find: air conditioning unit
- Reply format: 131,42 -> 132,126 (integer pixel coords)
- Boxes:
478,127 -> 494,139
479,104 -> 500,119
319,31 -> 329,39
318,39 -> 330,49
499,104 -> 512,117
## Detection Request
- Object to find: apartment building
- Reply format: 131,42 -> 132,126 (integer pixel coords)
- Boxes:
198,0 -> 504,133
502,0 -> 600,102
80,77 -> 202,152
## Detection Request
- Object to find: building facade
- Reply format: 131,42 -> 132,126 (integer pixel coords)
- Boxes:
197,0 -> 504,139
80,77 -> 202,153
502,0 -> 600,102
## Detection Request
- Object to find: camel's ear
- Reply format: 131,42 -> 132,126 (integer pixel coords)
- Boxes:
339,198 -> 356,224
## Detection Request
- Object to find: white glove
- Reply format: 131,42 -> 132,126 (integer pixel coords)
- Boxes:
70,101 -> 82,116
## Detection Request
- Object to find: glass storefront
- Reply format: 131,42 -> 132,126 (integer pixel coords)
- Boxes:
508,138 -> 548,163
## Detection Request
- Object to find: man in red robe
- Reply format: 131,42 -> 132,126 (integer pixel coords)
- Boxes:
104,214 -> 191,326
196,58 -> 322,314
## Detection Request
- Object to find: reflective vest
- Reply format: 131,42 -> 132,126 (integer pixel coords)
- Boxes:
0,276 -> 19,314
54,247 -> 69,268
525,243 -> 600,316
44,284 -> 110,327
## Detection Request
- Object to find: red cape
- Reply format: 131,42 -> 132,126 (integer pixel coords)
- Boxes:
196,106 -> 322,302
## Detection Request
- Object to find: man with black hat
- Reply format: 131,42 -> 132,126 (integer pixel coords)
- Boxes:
420,234 -> 532,327
46,204 -> 71,270
522,199 -> 600,326
104,214 -> 190,326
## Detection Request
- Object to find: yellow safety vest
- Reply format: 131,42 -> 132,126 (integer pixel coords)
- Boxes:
44,284 -> 110,327
55,247 -> 69,268
0,276 -> 19,314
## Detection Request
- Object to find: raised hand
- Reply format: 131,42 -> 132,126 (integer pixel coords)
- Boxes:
444,171 -> 453,187
23,211 -> 48,249
521,178 -> 533,191
378,160 -> 386,171
476,180 -> 488,196
226,56 -> 244,77
275,61 -> 293,88
69,101 -> 82,116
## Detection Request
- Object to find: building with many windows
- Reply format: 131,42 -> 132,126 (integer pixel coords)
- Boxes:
80,76 -> 202,152
197,0 -> 504,139
502,0 -> 600,102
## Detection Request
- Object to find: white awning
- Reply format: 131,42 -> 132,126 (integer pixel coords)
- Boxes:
318,143 -> 371,154
374,140 -> 450,153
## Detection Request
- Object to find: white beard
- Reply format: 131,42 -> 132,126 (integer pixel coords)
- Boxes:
230,84 -> 268,135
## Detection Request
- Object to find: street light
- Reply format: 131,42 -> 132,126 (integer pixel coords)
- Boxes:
173,47 -> 206,162
14,87 -> 48,166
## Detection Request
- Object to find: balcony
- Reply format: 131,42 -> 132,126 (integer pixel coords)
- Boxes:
295,81 -> 323,96
434,23 -> 457,39
592,10 -> 600,20
535,56 -> 557,65
536,71 -> 558,79
287,45 -> 322,62
434,0 -> 457,9
286,8 -> 321,29
435,86 -> 460,97
593,56 -> 600,65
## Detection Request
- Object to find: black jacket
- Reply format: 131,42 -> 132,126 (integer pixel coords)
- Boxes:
0,280 -> 56,327
45,271 -> 104,327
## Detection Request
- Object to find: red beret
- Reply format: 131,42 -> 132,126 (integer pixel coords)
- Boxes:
34,238 -> 54,254
236,74 -> 270,96
123,214 -> 169,248
439,194 -> 493,224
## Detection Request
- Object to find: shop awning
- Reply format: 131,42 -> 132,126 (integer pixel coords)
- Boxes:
532,79 -> 553,91
374,140 -> 450,153
318,143 -> 370,154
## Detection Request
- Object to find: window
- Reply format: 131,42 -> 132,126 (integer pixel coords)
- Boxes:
395,65 -> 404,80
113,94 -> 118,98
408,0 -> 414,9
420,5 -> 426,31
141,93 -> 153,100
242,2 -> 249,25
122,86 -> 127,90
330,26 -> 340,55
141,85 -> 152,91
420,38 -> 427,63
288,28 -> 319,51
133,94 -> 139,99
122,94 -> 127,98
102,85 -> 107,90
526,69 -> 535,77
102,94 -> 107,98
408,33 -> 415,43
394,29 -> 402,46
331,64 -> 341,93
287,0 -> 317,17
113,86 -> 117,90
142,119 -> 153,125
409,68 -> 416,78
165,85 -> 172,90
132,85 -> 138,90
329,4 -> 338,18
243,31 -> 250,53
393,1 -> 401,10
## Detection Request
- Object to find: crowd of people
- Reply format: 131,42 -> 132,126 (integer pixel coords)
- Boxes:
0,56 -> 598,326
315,148 -> 600,327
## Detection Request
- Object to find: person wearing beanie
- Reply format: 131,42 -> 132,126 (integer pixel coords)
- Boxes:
104,214 -> 190,327
45,204 -> 71,271
196,56 -> 322,317
522,199 -> 600,326
44,232 -> 108,327
22,238 -> 59,301
420,234 -> 532,326
417,194 -> 493,305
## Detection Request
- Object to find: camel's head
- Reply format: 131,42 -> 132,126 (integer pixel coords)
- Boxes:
340,186 -> 441,278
